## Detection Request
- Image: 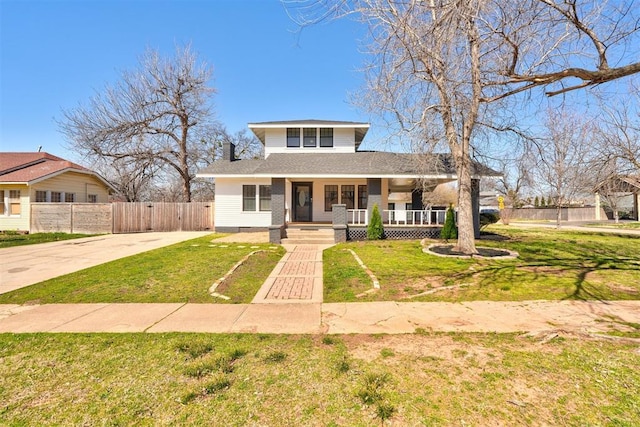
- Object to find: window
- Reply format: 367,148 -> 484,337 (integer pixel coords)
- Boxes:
287,128 -> 300,147
320,128 -> 333,147
358,185 -> 368,209
35,190 -> 47,202
88,194 -> 98,203
388,202 -> 396,221
303,128 -> 317,147
324,185 -> 338,212
9,190 -> 21,215
341,185 -> 355,210
65,193 -> 75,203
0,190 -> 4,215
242,185 -> 256,211
259,185 -> 271,211
51,191 -> 62,202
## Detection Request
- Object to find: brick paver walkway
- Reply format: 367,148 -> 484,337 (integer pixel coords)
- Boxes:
252,244 -> 328,303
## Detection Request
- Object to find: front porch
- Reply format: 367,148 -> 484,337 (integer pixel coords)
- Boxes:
269,177 -> 480,244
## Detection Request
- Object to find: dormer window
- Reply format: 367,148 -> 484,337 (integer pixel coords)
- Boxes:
320,128 -> 333,147
303,128 -> 317,147
287,128 -> 300,147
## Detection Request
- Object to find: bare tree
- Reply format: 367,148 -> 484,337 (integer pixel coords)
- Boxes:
531,110 -> 594,228
596,92 -> 640,174
595,163 -> 629,223
287,0 -> 640,254
495,152 -> 533,208
93,157 -> 159,202
60,44 -> 219,202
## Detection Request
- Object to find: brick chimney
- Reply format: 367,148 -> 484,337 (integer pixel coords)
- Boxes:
222,142 -> 236,161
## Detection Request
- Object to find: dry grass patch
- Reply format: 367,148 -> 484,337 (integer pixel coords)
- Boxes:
1,333 -> 639,426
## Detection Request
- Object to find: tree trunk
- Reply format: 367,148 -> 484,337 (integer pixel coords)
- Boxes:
452,147 -> 477,254
556,205 -> 562,229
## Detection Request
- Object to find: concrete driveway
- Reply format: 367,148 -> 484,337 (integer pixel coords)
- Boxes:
0,231 -> 213,294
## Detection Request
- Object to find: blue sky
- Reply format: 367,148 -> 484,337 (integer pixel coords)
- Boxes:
0,0 -> 371,159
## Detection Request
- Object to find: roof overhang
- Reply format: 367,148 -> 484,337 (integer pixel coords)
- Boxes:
197,173 -> 461,180
1,168 -> 116,193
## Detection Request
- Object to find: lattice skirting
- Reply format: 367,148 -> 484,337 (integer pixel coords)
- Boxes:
348,226 -> 442,241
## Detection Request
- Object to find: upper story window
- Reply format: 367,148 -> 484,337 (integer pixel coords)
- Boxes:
320,128 -> 333,147
303,128 -> 317,147
287,128 -> 300,147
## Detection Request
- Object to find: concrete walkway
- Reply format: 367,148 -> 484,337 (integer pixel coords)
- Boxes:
252,244 -> 329,304
1,300 -> 639,334
510,221 -> 640,236
0,232 -> 212,294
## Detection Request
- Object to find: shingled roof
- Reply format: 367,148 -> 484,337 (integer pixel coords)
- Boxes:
0,152 -> 114,189
198,152 -> 500,179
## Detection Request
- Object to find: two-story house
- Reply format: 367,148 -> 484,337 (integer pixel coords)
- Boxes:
197,120 -> 499,243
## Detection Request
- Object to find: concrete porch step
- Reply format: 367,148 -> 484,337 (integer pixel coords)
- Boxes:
282,227 -> 334,245
281,238 -> 335,245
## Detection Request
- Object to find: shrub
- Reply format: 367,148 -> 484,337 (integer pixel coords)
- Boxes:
480,212 -> 500,229
367,203 -> 384,240
440,204 -> 458,241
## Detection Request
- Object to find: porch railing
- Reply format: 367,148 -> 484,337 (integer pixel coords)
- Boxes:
348,209 -> 368,225
346,209 -> 449,226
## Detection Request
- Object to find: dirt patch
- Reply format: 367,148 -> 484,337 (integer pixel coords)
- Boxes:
426,244 -> 516,258
342,334 -> 507,366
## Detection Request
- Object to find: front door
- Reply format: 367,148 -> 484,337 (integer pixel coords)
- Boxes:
292,182 -> 312,222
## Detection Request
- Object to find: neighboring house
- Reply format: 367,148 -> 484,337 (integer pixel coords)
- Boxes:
197,119 -> 499,243
0,152 -> 114,231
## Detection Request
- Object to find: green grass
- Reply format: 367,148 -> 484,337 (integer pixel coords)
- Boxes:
0,231 -> 94,248
0,235 -> 285,304
213,250 -> 284,304
0,333 -> 638,426
323,225 -> 640,302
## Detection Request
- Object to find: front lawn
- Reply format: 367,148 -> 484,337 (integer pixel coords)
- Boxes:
0,235 -> 285,304
324,226 -> 640,302
1,332 -> 637,426
0,232 -> 94,248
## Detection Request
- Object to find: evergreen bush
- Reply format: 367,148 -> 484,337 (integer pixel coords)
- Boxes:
441,204 -> 458,240
367,204 -> 384,240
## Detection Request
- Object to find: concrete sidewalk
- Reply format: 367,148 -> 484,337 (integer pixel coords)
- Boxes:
1,300 -> 639,335
510,221 -> 640,236
0,231 -> 212,294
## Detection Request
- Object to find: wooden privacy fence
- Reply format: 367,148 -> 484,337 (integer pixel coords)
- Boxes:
31,202 -> 214,234
112,202 -> 214,233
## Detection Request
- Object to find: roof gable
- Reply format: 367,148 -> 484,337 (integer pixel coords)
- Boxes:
0,152 -> 115,191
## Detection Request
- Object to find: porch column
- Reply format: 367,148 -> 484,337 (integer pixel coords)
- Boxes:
269,178 -> 286,244
332,204 -> 347,243
595,192 -> 601,221
472,178 -> 480,238
635,192 -> 640,221
367,178 -> 382,221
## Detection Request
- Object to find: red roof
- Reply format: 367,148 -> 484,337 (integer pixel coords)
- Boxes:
0,152 -> 95,184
